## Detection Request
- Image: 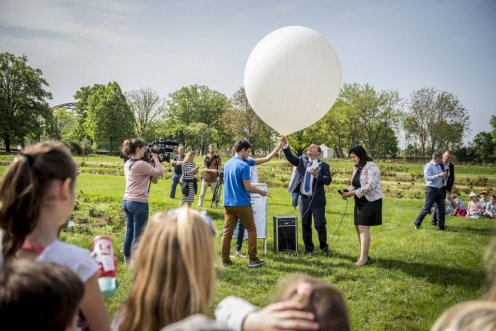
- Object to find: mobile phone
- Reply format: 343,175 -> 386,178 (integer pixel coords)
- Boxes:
338,189 -> 349,195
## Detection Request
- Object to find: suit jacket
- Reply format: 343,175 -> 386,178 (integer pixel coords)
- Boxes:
440,162 -> 455,191
283,147 -> 332,207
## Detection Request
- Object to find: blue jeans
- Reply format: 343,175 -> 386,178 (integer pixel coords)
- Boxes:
235,220 -> 245,252
122,200 -> 149,259
415,187 -> 446,228
170,173 -> 181,198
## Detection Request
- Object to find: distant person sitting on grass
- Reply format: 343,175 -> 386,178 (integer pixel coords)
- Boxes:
466,192 -> 484,218
451,193 -> 467,217
479,190 -> 491,211
484,195 -> 496,219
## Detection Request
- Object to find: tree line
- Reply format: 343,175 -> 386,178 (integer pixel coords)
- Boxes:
1,52 -> 495,162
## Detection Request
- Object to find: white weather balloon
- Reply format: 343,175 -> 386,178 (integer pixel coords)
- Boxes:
244,26 -> 342,135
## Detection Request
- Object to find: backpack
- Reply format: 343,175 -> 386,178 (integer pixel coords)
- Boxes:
203,155 -> 220,182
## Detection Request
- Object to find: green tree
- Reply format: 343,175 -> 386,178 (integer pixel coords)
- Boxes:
314,99 -> 361,158
165,85 -> 228,152
0,52 -> 53,151
334,83 -> 403,157
84,82 -> 134,154
53,107 -> 77,140
222,87 -> 276,153
404,88 -> 469,157
470,131 -> 496,163
126,88 -> 165,140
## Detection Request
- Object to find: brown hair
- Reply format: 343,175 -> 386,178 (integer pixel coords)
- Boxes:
0,259 -> 84,330
273,274 -> 350,331
121,138 -> 145,156
118,207 -> 216,331
0,141 -> 77,261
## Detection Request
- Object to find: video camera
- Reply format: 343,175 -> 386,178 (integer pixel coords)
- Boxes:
143,139 -> 179,163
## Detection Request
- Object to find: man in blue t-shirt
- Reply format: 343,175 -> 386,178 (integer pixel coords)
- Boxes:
221,140 -> 269,268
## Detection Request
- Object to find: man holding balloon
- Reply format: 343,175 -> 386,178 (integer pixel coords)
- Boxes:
280,137 -> 332,256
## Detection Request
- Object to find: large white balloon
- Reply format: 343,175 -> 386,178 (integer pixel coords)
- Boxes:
244,26 -> 342,135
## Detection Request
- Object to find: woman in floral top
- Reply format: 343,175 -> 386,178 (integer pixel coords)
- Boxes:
340,146 -> 383,266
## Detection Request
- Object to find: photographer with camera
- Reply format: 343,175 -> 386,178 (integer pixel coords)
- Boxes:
198,144 -> 222,208
121,138 -> 164,263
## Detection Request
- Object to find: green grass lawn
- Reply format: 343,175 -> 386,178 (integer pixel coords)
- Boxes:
1,154 -> 495,330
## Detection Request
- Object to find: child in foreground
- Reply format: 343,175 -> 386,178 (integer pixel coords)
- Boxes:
0,260 -> 84,331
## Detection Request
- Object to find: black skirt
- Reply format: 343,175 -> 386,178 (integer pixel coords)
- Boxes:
354,196 -> 382,226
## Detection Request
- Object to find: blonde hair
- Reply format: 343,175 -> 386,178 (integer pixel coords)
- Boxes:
0,141 -> 77,261
431,300 -> 496,331
273,274 -> 350,331
118,207 -> 216,331
184,150 -> 195,162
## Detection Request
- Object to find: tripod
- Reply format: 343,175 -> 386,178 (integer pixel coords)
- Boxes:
211,178 -> 223,208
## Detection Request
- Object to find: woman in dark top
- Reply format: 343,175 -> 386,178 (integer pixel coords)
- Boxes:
340,146 -> 383,266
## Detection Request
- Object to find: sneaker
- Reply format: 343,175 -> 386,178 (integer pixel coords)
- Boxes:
414,225 -> 420,230
439,226 -> 447,231
431,221 -> 438,226
322,249 -> 332,257
304,251 -> 313,257
235,251 -> 246,258
222,260 -> 233,267
249,258 -> 264,267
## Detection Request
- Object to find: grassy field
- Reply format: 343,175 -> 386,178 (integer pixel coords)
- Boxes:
1,154 -> 495,330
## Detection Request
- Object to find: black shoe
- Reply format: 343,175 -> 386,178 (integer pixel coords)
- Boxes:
439,226 -> 447,231
322,249 -> 332,257
249,258 -> 264,267
414,225 -> 420,230
431,221 -> 438,226
222,260 -> 233,267
304,251 -> 313,257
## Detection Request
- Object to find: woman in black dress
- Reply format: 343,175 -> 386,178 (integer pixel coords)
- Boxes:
340,146 -> 383,266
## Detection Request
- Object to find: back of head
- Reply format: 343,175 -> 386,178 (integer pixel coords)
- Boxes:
0,141 -> 77,261
273,274 -> 350,331
0,259 -> 84,331
121,138 -> 145,156
431,300 -> 496,331
233,139 -> 251,153
120,207 -> 216,331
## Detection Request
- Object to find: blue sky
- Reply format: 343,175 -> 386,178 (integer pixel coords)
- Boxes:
1,0 -> 494,144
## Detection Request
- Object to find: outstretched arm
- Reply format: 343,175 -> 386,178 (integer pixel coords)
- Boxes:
255,145 -> 281,165
279,136 -> 299,167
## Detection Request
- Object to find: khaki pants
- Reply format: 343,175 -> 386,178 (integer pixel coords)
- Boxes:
198,180 -> 218,207
221,205 -> 257,261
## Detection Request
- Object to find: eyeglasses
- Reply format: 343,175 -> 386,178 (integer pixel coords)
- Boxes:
167,208 -> 216,237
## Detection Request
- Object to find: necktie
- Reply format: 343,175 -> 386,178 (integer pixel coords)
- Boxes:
304,164 -> 312,193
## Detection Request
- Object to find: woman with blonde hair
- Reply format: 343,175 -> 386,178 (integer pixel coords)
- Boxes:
180,151 -> 198,207
431,300 -> 496,331
114,207 -> 320,331
0,141 -> 108,331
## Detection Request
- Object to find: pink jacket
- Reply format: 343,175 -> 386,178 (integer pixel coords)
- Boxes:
349,161 -> 383,202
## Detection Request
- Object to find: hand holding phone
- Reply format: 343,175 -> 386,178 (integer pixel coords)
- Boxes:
338,189 -> 349,195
